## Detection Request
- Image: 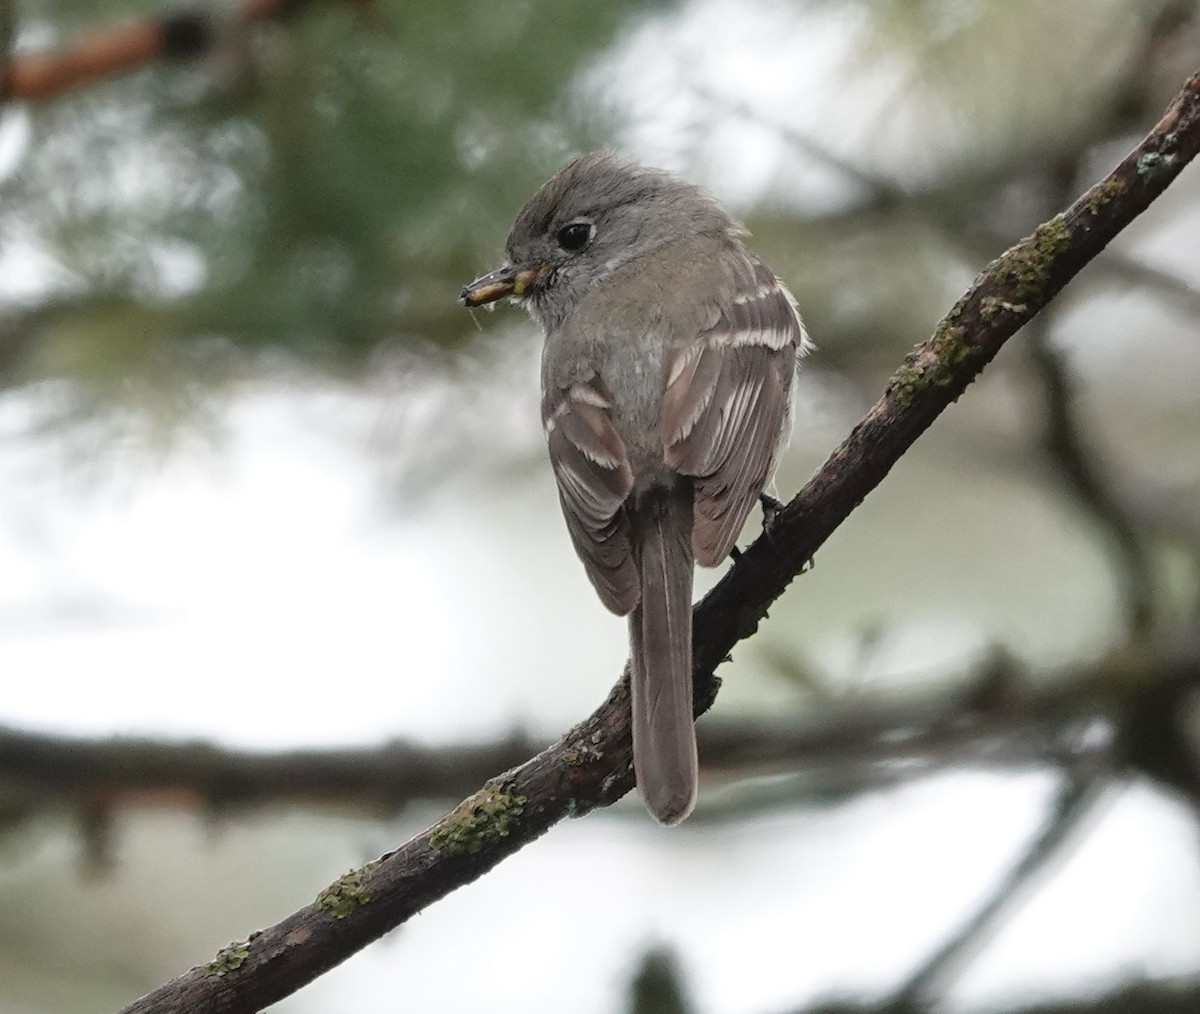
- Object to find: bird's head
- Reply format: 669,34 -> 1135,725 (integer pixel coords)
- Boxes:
459,151 -> 741,331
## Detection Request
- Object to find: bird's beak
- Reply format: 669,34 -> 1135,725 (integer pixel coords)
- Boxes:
459,262 -> 547,307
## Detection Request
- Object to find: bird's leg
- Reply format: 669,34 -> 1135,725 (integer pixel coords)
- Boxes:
731,494 -> 786,565
759,492 -> 784,532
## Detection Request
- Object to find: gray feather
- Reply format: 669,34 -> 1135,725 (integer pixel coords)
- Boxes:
629,485 -> 697,826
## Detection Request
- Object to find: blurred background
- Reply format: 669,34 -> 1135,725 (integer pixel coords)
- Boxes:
2,1 -> 1200,1012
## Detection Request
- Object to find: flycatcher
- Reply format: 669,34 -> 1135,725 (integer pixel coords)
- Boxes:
461,152 -> 810,824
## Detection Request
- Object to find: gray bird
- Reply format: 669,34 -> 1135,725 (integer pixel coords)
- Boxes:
461,152 -> 810,824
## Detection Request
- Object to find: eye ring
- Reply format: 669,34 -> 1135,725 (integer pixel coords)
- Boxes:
556,219 -> 594,252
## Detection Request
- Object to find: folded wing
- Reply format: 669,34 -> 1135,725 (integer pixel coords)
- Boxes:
662,257 -> 808,566
543,374 -> 638,614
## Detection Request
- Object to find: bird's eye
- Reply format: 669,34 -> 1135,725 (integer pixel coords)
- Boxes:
556,220 -> 594,252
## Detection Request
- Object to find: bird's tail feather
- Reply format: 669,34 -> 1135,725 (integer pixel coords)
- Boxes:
629,486 -> 697,825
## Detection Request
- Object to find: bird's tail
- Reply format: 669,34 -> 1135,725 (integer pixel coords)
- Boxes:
629,485 -> 697,825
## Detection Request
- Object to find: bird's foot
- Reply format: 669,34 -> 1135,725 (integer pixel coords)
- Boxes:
759,492 -> 784,532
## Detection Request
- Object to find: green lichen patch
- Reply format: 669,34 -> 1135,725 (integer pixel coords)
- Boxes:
429,781 -> 527,856
205,940 -> 251,977
316,868 -> 371,919
891,215 -> 1074,411
979,295 -> 1027,319
888,322 -> 981,408
930,325 -> 979,377
1084,174 -> 1126,212
890,361 -> 926,409
992,214 -> 1072,305
562,727 -> 606,767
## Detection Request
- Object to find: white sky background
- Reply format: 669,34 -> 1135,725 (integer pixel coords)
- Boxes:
2,0 -> 1200,1012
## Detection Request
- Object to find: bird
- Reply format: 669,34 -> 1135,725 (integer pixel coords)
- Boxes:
460,151 -> 810,824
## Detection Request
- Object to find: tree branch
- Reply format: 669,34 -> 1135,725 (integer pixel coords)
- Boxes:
0,0 -> 352,102
115,68 -> 1200,1014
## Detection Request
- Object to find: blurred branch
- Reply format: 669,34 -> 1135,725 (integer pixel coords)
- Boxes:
892,769 -> 1114,1009
0,653 -> 1104,825
1026,317 -> 1157,636
115,67 -> 1200,1014
1107,0 -> 1200,132
1116,639 -> 1200,808
790,976 -> 1200,1014
627,946 -> 693,1014
0,1 -> 14,97
0,0 -> 358,102
1097,249 -> 1200,319
0,295 -> 115,383
691,84 -> 911,213
889,639 -> 1200,1010
0,725 -> 544,818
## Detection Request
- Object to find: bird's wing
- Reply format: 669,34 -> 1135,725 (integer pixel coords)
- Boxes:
662,256 -> 808,566
543,373 -> 638,614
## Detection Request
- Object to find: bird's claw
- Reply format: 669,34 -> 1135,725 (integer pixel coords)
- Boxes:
759,493 -> 784,532
731,494 -> 785,565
